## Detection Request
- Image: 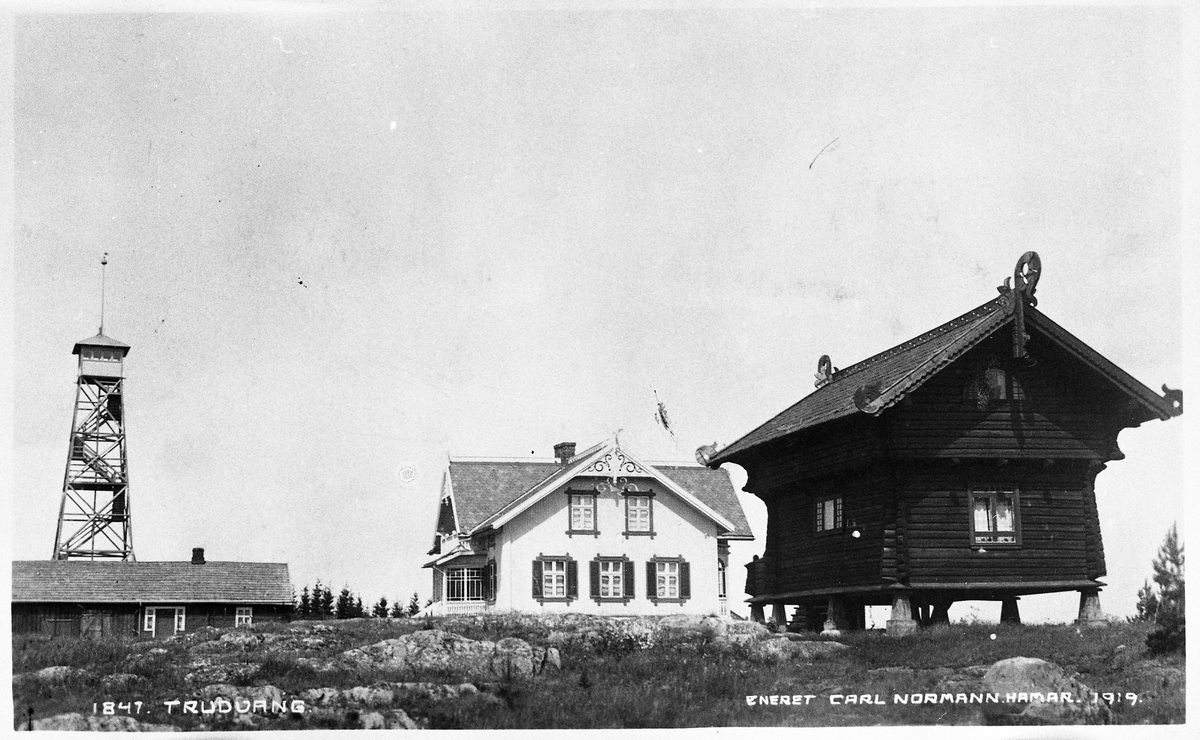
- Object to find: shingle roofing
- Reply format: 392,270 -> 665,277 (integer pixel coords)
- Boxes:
711,292 -> 1179,465
11,561 -> 293,604
447,457 -> 754,540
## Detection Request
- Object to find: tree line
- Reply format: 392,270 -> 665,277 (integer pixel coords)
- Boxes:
294,579 -> 428,619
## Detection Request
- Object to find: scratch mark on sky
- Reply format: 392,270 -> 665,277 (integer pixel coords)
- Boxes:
273,36 -> 293,54
809,137 -> 840,169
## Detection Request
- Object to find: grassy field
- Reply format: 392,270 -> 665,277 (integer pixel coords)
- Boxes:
11,617 -> 1185,730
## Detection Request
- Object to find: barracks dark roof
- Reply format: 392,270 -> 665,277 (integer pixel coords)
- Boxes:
711,292 -> 1180,466
11,561 -> 293,604
448,458 -> 754,540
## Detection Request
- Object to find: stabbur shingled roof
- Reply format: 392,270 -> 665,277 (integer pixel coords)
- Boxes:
447,457 -> 754,540
11,560 -> 293,604
711,291 -> 1180,465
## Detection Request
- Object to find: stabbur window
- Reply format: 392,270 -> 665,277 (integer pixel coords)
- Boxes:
970,487 -> 1020,547
815,496 -> 842,533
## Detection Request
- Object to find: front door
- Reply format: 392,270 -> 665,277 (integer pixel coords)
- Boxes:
80,610 -> 112,639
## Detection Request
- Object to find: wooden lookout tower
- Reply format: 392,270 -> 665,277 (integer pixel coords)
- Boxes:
704,253 -> 1182,634
53,256 -> 134,560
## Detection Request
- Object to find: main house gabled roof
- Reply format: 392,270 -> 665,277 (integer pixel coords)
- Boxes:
11,561 -> 293,605
443,440 -> 754,540
710,288 -> 1180,466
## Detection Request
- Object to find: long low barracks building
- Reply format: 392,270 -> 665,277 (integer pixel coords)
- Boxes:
11,548 -> 293,638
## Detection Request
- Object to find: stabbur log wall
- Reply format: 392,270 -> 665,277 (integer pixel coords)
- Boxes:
743,328 -> 1122,605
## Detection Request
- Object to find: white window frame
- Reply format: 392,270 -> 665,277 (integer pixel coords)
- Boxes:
235,607 -> 253,627
569,493 -> 596,532
445,567 -> 485,601
599,559 -> 623,598
717,560 -> 727,599
626,495 -> 652,533
143,607 -> 156,633
542,559 -> 567,598
656,560 -> 680,599
174,607 -> 186,634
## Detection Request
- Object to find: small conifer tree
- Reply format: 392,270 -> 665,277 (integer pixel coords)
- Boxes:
1145,524 -> 1184,654
373,597 -> 389,618
318,582 -> 335,619
335,586 -> 353,619
390,599 -> 406,618
407,592 -> 421,617
299,586 -> 311,618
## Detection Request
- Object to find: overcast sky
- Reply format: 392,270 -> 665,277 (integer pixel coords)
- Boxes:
6,3 -> 1192,624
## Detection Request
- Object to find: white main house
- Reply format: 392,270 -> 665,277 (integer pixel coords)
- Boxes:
423,439 -> 754,616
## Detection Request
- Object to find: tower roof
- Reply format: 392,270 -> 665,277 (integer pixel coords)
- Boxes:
72,332 -> 130,356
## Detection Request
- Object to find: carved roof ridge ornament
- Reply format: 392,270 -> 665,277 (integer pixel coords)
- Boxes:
998,252 -> 1041,359
814,354 -> 834,388
1162,385 -> 1183,417
695,442 -> 719,466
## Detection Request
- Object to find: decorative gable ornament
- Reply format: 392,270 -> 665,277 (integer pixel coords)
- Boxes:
814,354 -> 834,389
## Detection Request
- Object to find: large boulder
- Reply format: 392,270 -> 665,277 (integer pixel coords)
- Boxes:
981,657 -> 1112,725
341,629 -> 559,681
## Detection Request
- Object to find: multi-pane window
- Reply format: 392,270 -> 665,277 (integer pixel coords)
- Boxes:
235,607 -> 253,627
717,560 -> 727,599
174,608 -> 186,634
816,496 -> 842,532
143,609 -> 156,633
569,494 -> 596,531
598,560 -> 623,597
656,561 -> 679,599
445,567 -> 485,601
972,488 -> 1018,544
647,557 -> 691,601
543,559 -> 568,598
626,495 -> 651,532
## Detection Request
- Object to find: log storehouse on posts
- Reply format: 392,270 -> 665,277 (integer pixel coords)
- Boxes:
702,253 -> 1182,635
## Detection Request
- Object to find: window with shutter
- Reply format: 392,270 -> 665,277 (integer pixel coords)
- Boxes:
591,557 -> 633,603
815,496 -> 843,533
648,556 -> 691,603
533,555 -> 576,603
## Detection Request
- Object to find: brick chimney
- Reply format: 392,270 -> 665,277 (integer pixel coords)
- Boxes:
553,442 -> 576,465
191,547 -> 206,565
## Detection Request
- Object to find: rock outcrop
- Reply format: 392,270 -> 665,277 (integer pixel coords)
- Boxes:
341,629 -> 561,681
981,657 -> 1112,725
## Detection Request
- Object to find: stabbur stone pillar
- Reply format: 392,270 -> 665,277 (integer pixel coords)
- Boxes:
821,596 -> 847,637
750,603 -> 766,624
1000,596 -> 1021,625
771,602 -> 789,632
886,593 -> 919,636
1076,588 -> 1106,627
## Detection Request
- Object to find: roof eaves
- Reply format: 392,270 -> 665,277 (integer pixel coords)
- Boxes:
471,446 -> 612,533
1025,306 -> 1180,421
710,296 -> 1010,464
861,305 -> 1012,415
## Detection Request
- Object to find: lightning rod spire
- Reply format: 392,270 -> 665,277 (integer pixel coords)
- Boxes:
99,252 -> 108,334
